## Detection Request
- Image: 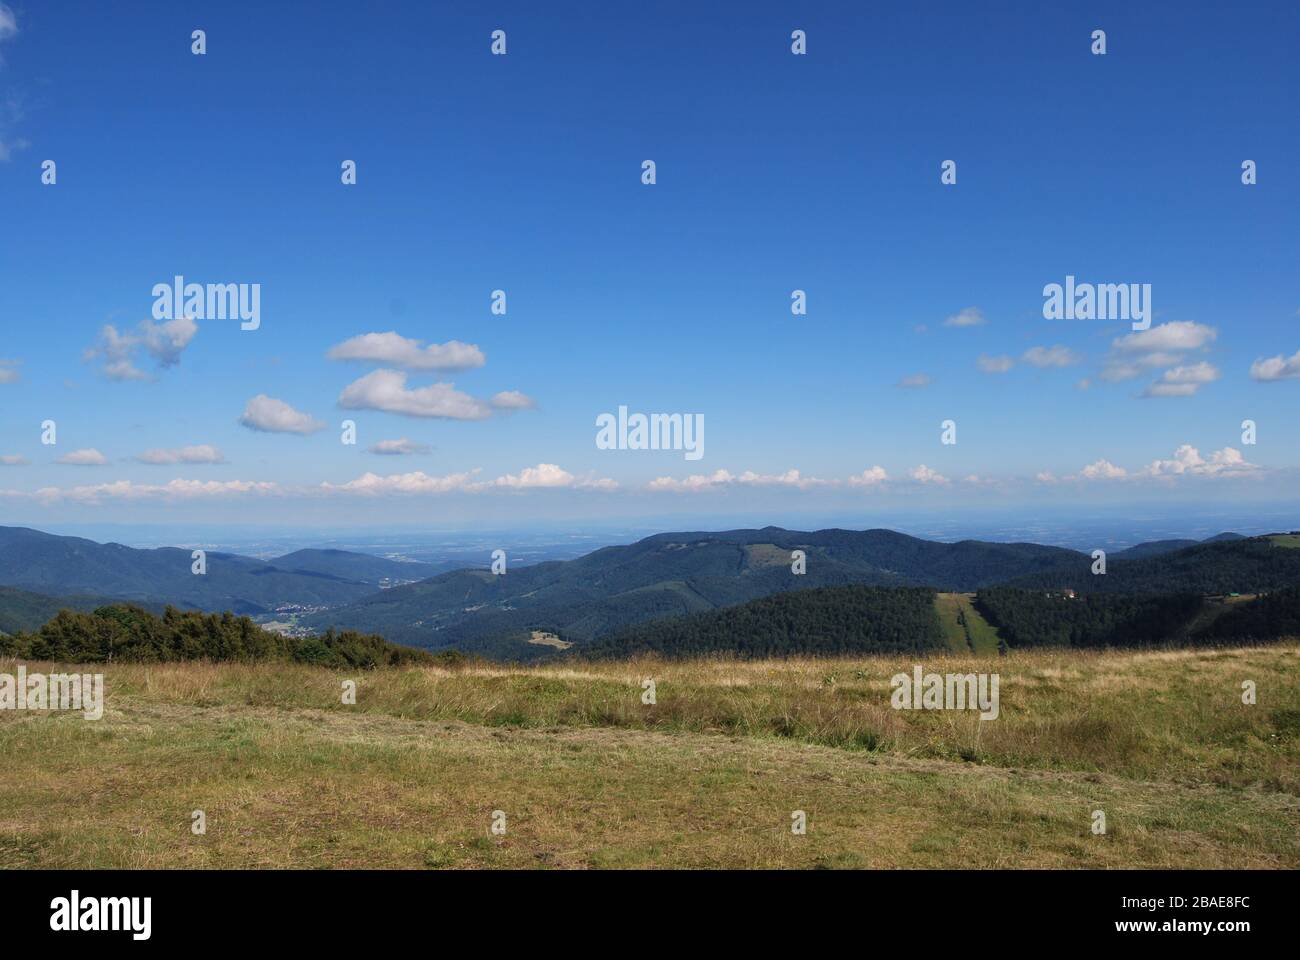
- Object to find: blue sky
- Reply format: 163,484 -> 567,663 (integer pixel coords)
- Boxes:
1,1 -> 1298,530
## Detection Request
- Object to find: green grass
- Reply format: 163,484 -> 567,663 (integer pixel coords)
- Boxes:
1,644 -> 1297,868
935,593 -> 1002,655
1269,534 -> 1300,549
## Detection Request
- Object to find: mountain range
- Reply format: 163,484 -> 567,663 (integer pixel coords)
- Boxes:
2,524 -> 1297,658
0,526 -> 434,620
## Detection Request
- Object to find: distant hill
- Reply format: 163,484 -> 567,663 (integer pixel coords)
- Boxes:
1003,536 -> 1300,596
0,586 -> 132,635
1112,539 -> 1199,560
576,585 -> 944,659
268,549 -> 437,586
304,527 -> 1081,659
0,526 -> 380,614
1113,532 -> 1245,560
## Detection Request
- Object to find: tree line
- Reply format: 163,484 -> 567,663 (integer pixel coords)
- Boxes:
576,585 -> 945,659
0,604 -> 448,668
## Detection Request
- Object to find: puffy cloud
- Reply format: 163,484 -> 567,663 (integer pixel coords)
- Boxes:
1141,444 -> 1255,478
1099,322 -> 1218,392
55,448 -> 109,466
1079,459 -> 1126,480
897,373 -> 932,389
943,307 -> 985,327
238,394 -> 326,434
1249,349 -> 1300,382
490,390 -> 537,410
327,332 -> 485,372
908,464 -> 949,485
338,369 -> 492,420
319,470 -> 482,496
491,463 -> 615,490
0,359 -> 19,383
977,354 -> 1015,374
135,444 -> 225,464
318,464 -> 613,495
1111,321 -> 1217,355
367,438 -> 431,456
1065,444 -> 1257,482
847,466 -> 888,487
647,469 -> 735,492
0,4 -> 15,41
647,468 -> 827,492
0,454 -> 28,465
1022,345 -> 1082,368
1142,361 -> 1220,397
86,317 -> 199,381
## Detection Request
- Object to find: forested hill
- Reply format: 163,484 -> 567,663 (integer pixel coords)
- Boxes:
575,586 -> 944,660
305,527 -> 1079,658
1002,536 -> 1300,596
975,585 -> 1300,650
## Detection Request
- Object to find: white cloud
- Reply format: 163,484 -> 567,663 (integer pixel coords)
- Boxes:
1111,321 -> 1217,355
908,464 -> 949,485
0,359 -> 19,383
327,332 -> 485,372
0,454 -> 27,465
646,468 -> 827,492
86,317 -> 198,381
943,307 -> 985,327
1100,322 -> 1218,389
647,469 -> 735,492
491,463 -> 616,490
1079,459 -> 1126,480
55,448 -> 109,466
1035,471 -> 1058,484
318,463 -> 614,495
0,4 -> 16,41
490,390 -> 537,410
1249,349 -> 1300,382
367,438 -> 431,456
338,369 -> 492,420
1022,345 -> 1082,368
1142,361 -> 1220,398
36,478 -> 280,504
977,354 -> 1015,374
136,444 -> 225,464
847,466 -> 888,487
1141,444 -> 1256,478
238,394 -> 326,434
319,470 -> 482,496
897,373 -> 932,389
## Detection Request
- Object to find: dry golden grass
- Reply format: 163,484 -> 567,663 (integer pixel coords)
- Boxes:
1,644 -> 1297,868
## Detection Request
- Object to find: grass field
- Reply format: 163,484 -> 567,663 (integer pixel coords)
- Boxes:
935,593 -> 1002,654
1270,534 -> 1300,548
2,644 -> 1297,869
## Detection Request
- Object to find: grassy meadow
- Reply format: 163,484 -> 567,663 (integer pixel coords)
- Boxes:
1,644 -> 1297,869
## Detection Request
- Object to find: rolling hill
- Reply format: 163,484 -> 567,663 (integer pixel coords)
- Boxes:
1003,535 -> 1300,596
304,527 -> 1082,658
0,586 -> 132,635
0,526 -> 380,614
576,585 -> 945,659
268,548 -> 437,585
